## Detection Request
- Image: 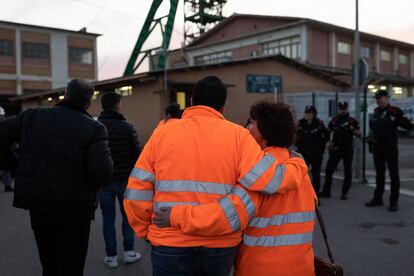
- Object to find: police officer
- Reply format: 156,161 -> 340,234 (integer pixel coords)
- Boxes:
366,90 -> 412,211
296,105 -> 330,194
320,102 -> 361,200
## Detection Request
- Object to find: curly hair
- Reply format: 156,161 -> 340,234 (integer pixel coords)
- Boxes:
250,100 -> 296,148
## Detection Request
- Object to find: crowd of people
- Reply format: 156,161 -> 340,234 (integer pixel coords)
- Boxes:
0,76 -> 411,276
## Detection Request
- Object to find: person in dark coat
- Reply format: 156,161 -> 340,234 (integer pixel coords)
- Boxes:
296,105 -> 330,194
366,90 -> 412,212
0,79 -> 113,276
0,106 -> 15,192
320,102 -> 361,200
97,92 -> 141,268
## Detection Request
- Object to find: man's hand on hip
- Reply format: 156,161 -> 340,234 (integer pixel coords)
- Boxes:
153,207 -> 172,228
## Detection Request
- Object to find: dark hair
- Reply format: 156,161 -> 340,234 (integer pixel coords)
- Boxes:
165,103 -> 181,118
65,79 -> 94,108
192,76 -> 227,111
250,100 -> 296,148
101,92 -> 122,110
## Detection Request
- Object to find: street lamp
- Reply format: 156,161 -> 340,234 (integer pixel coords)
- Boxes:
353,0 -> 362,181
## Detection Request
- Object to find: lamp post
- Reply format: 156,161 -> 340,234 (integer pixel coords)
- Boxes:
353,0 -> 362,181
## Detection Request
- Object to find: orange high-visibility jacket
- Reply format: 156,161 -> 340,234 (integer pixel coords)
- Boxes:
169,147 -> 316,276
156,118 -> 180,129
124,106 -> 308,248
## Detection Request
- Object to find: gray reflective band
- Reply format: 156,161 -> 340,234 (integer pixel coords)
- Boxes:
124,188 -> 154,201
154,201 -> 199,210
243,232 -> 313,247
155,180 -> 233,195
249,211 -> 316,228
262,164 -> 286,195
130,168 -> 155,183
240,154 -> 276,189
233,187 -> 256,219
219,197 -> 241,232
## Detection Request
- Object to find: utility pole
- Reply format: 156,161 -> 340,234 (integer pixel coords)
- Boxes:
353,0 -> 362,181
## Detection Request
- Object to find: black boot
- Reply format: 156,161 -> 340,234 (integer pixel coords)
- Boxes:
340,194 -> 348,200
318,191 -> 331,198
388,203 -> 398,212
365,198 -> 384,207
4,186 -> 14,192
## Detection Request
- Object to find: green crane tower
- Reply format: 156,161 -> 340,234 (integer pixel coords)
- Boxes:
123,0 -> 227,76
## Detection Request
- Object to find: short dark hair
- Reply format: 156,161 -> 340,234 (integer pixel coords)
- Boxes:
192,76 -> 227,111
101,92 -> 122,110
250,100 -> 296,148
165,103 -> 181,118
65,79 -> 94,108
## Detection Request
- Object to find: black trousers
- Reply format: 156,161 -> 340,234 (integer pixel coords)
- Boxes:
303,152 -> 323,194
373,145 -> 400,204
30,210 -> 91,276
323,147 -> 353,195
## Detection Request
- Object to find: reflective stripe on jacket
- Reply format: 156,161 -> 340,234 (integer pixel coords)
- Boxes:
170,147 -> 315,275
124,106 -> 308,248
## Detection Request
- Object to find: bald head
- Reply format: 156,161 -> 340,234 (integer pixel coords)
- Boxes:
64,79 -> 94,109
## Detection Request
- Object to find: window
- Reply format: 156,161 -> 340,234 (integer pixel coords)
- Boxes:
262,36 -> 301,59
381,50 -> 391,61
0,39 -> 13,56
194,50 -> 232,65
361,47 -> 371,58
338,42 -> 351,54
22,42 -> 49,59
69,47 -> 93,64
115,86 -> 132,97
399,54 -> 408,65
23,89 -> 46,95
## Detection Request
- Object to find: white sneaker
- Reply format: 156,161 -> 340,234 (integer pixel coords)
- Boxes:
123,251 -> 141,264
104,256 -> 119,269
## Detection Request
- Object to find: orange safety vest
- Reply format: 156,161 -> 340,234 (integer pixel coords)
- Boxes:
124,106 -> 308,248
169,147 -> 316,275
235,147 -> 316,276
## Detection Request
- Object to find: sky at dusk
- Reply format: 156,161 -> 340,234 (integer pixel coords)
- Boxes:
2,0 -> 414,79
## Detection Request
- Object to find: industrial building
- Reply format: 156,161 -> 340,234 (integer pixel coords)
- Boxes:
10,13 -> 414,142
0,20 -> 99,114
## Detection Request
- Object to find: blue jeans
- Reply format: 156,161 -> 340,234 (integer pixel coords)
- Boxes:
98,180 -> 134,257
151,246 -> 237,276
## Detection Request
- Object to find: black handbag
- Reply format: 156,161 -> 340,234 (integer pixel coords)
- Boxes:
314,204 -> 344,276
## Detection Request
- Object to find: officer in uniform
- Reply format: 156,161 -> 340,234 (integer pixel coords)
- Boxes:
320,102 -> 361,200
366,90 -> 412,211
296,105 -> 330,194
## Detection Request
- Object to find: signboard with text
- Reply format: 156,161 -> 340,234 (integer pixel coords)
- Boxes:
246,74 -> 282,93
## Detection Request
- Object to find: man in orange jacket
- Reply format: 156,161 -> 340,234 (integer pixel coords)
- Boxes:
124,76 -> 308,276
154,100 -> 317,276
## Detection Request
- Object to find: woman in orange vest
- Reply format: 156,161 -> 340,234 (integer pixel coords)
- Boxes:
154,100 -> 317,276
156,103 -> 181,128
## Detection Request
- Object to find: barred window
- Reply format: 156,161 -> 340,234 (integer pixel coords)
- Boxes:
194,50 -> 232,65
398,54 -> 408,65
381,50 -> 391,62
69,47 -> 93,64
22,42 -> 49,59
338,42 -> 352,54
0,39 -> 13,56
262,36 -> 301,59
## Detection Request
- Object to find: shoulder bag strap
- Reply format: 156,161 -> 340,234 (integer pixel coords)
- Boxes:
315,203 -> 336,264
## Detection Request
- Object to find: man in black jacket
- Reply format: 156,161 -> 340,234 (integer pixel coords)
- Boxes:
296,105 -> 330,194
0,79 -> 113,276
97,92 -> 141,268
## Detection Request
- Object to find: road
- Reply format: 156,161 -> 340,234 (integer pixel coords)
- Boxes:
1,138 -> 414,276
